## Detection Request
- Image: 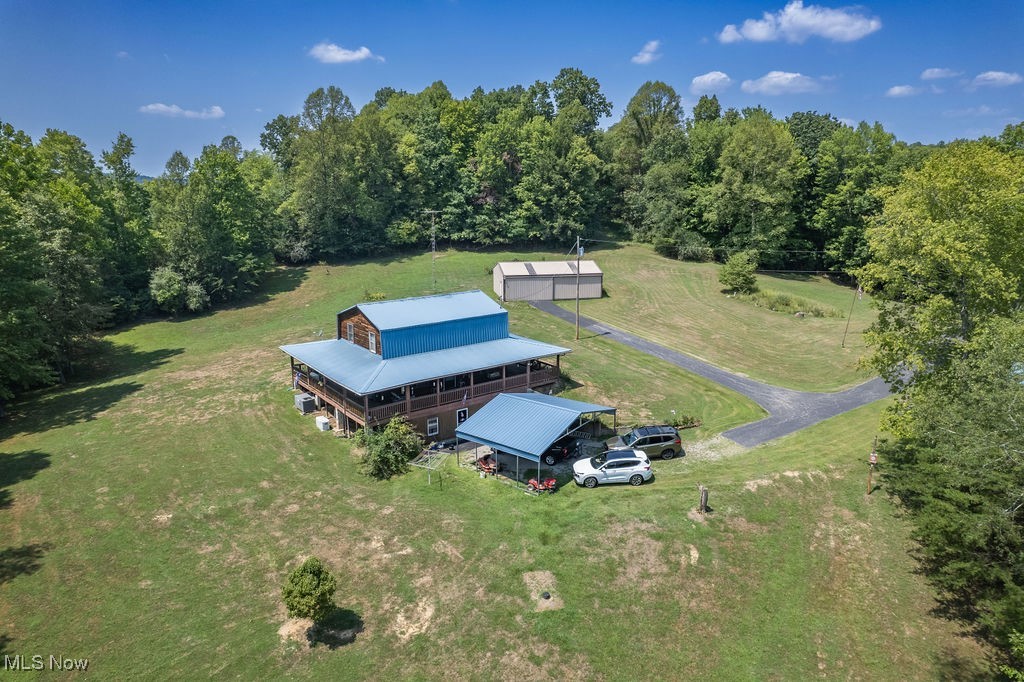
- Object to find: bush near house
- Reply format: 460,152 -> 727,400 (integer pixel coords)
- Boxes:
354,416 -> 423,480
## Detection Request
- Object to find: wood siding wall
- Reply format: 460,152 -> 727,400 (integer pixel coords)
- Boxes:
336,310 -> 381,355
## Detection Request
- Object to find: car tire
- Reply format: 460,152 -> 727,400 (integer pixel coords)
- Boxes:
543,454 -> 557,466
629,474 -> 644,486
583,477 -> 598,489
661,449 -> 675,460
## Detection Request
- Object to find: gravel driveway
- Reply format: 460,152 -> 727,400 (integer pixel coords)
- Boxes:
530,300 -> 890,447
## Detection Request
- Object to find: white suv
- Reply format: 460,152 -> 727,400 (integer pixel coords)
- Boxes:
572,449 -> 652,488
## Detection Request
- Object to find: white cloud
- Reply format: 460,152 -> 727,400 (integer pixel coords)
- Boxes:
741,71 -> 820,95
718,24 -> 744,43
690,71 -> 733,94
308,42 -> 383,64
631,40 -> 662,65
718,0 -> 881,44
920,67 -> 960,80
138,103 -> 225,120
885,85 -> 921,97
116,50 -> 131,60
972,70 -> 1022,87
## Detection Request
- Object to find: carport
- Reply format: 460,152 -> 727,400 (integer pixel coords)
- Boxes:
455,392 -> 616,486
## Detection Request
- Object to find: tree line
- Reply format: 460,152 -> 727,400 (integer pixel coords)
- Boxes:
2,69 -> 1019,404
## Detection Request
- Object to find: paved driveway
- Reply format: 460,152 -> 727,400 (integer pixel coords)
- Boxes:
530,301 -> 890,447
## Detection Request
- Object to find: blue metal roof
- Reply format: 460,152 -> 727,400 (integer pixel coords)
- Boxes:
455,393 -> 615,463
381,315 -> 508,359
280,335 -> 571,395
346,290 -> 506,332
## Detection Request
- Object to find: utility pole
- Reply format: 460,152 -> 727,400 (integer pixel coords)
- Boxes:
575,235 -> 582,341
841,279 -> 860,348
867,437 -> 878,495
423,209 -> 442,292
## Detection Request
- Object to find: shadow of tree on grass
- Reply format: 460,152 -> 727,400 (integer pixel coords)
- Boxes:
1,382 -> 146,439
307,608 -> 364,649
0,450 -> 50,511
0,542 -> 52,586
71,341 -> 184,385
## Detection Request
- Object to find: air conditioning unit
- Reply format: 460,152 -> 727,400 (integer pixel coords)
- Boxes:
315,415 -> 331,431
294,392 -> 316,414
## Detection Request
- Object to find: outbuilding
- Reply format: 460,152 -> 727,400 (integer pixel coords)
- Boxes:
455,392 -> 615,474
493,260 -> 603,302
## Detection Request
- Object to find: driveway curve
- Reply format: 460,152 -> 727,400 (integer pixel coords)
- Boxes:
530,301 -> 890,447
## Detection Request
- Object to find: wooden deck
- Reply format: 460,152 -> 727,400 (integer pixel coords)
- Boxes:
295,365 -> 560,428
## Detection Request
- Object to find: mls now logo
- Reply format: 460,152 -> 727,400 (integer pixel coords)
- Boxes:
4,654 -> 89,671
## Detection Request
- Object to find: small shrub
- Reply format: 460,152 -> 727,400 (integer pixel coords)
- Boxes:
354,416 -> 423,480
675,232 -> 715,262
282,557 -> 337,622
184,282 -> 210,312
666,413 -> 702,429
149,266 -> 187,314
362,290 -> 387,302
739,289 -> 844,318
719,251 -> 759,294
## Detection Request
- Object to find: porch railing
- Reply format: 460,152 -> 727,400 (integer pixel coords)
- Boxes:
297,363 -> 561,423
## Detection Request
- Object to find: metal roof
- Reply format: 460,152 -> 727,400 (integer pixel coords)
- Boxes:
381,315 -> 508,359
280,335 -> 571,395
343,290 -> 506,332
455,393 -> 615,463
495,261 -> 602,277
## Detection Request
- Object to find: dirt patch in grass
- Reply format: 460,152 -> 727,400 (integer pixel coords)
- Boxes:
743,477 -> 774,492
685,436 -> 748,462
497,638 -> 595,681
390,598 -> 435,641
432,539 -> 463,562
163,348 -> 278,388
522,570 -> 563,612
278,617 -> 313,644
595,521 -> 670,588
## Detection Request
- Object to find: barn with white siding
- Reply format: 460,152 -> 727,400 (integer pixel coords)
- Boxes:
493,261 -> 603,301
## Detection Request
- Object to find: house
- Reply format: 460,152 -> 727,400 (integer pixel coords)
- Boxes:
492,260 -> 603,301
280,290 -> 571,439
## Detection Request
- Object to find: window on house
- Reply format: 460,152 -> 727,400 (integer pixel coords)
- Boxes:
427,417 -> 439,437
369,332 -> 377,353
346,322 -> 354,342
456,408 -> 469,425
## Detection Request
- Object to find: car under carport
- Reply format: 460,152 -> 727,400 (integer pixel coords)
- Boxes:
455,392 -> 616,485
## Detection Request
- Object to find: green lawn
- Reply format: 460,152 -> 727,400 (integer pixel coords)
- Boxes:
562,244 -> 878,391
0,250 -> 991,679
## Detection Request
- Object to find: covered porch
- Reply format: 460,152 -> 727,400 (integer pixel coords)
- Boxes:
290,357 -> 561,431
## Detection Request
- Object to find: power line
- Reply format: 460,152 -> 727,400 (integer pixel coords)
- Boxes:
423,209 -> 442,291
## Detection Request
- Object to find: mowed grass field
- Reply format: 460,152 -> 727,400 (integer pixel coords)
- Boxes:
0,249 -> 991,679
562,244 -> 877,391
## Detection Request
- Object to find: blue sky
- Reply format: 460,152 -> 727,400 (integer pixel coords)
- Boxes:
2,0 -> 1021,176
